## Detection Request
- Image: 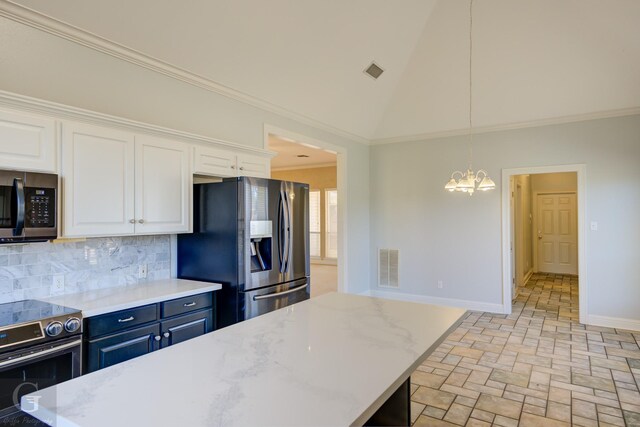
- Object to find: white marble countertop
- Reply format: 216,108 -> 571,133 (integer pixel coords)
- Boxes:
43,278 -> 222,317
25,292 -> 466,427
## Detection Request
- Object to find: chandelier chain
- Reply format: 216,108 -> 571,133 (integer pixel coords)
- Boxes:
444,0 -> 495,195
468,0 -> 473,169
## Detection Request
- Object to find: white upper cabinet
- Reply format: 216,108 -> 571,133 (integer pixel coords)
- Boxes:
237,153 -> 270,178
62,122 -> 135,237
62,123 -> 191,238
0,109 -> 56,173
193,145 -> 237,177
135,135 -> 191,234
193,145 -> 270,178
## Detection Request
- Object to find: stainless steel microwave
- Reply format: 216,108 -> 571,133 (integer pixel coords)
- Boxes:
0,170 -> 58,244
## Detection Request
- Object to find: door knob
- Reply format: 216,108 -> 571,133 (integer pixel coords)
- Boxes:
129,219 -> 135,224
138,219 -> 145,224
154,336 -> 161,341
163,332 -> 170,338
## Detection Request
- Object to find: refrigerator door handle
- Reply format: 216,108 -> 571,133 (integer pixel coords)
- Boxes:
278,189 -> 288,273
252,282 -> 308,301
284,189 -> 293,273
282,189 -> 291,273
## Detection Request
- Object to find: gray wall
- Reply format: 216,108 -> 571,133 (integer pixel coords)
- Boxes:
370,114 -> 640,321
0,16 -> 370,294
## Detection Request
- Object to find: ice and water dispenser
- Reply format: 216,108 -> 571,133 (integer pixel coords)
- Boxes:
250,220 -> 272,272
248,183 -> 272,272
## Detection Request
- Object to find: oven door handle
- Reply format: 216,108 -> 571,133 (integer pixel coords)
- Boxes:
0,339 -> 81,369
13,177 -> 25,237
252,282 -> 308,301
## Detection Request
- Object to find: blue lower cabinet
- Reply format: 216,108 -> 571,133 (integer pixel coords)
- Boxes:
86,324 -> 160,373
160,309 -> 213,348
83,292 -> 215,373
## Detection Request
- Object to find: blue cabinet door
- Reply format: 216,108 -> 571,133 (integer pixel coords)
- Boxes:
160,309 -> 213,348
85,324 -> 160,373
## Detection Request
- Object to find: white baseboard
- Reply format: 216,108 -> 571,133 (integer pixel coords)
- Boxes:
365,289 -> 505,314
587,315 -> 640,332
523,270 -> 533,285
310,259 -> 338,266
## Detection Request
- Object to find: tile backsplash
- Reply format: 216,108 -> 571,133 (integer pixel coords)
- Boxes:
0,235 -> 171,304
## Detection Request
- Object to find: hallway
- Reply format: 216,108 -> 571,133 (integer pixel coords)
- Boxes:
409,273 -> 640,426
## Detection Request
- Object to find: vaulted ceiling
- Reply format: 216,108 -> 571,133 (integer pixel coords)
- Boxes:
10,0 -> 640,142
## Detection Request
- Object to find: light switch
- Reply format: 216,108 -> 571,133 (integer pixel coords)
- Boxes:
590,221 -> 598,231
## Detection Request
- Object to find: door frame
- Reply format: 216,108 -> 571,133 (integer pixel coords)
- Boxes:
263,124 -> 347,293
509,177 -> 516,300
532,191 -> 577,274
501,164 -> 587,324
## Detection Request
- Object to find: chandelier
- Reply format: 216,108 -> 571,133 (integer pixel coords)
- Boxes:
445,0 -> 495,196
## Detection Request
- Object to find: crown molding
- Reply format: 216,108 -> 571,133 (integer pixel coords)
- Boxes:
0,89 -> 278,157
370,106 -> 640,145
271,162 -> 337,172
0,0 -> 370,146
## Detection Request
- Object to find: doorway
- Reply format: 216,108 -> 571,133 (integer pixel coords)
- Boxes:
502,165 -> 587,324
265,127 -> 341,298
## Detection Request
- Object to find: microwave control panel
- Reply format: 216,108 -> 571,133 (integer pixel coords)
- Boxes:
25,188 -> 56,228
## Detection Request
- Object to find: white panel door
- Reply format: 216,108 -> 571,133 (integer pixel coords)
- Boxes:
62,122 -> 135,237
193,145 -> 237,177
0,109 -> 56,173
135,135 -> 191,234
237,153 -> 270,178
536,193 -> 578,274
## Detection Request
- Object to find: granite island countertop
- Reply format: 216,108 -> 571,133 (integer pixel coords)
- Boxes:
43,278 -> 222,317
25,292 -> 466,427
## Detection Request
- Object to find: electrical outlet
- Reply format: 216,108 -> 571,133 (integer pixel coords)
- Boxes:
138,264 -> 148,279
53,275 -> 65,293
437,280 -> 443,289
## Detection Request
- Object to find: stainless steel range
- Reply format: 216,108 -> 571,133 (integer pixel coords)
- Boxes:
0,300 -> 82,422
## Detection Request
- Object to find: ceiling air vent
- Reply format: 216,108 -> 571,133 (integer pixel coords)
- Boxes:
364,62 -> 384,80
378,248 -> 399,288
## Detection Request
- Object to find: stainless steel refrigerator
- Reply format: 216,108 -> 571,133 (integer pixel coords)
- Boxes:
177,177 -> 310,328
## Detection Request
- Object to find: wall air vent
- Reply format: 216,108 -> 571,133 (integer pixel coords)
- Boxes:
364,62 -> 384,80
378,248 -> 399,288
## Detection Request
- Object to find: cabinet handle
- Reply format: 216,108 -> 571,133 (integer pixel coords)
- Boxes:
239,166 -> 244,171
138,219 -> 145,224
129,219 -> 135,224
154,335 -> 161,342
118,316 -> 135,323
230,165 -> 235,169
163,332 -> 170,338
183,302 -> 197,307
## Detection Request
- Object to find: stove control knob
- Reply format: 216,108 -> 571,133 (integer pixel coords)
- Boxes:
64,317 -> 81,333
45,321 -> 64,337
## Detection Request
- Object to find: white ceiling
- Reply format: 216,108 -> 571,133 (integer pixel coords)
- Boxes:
269,136 -> 337,170
11,0 -> 640,142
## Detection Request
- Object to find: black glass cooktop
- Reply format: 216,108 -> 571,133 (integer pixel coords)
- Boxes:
0,299 -> 81,328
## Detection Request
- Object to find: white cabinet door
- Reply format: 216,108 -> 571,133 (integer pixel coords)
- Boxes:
135,135 -> 191,234
237,154 -> 270,178
193,145 -> 237,177
0,109 -> 56,173
62,122 -> 135,237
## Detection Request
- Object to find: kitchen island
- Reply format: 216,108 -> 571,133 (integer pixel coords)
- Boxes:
24,293 -> 466,426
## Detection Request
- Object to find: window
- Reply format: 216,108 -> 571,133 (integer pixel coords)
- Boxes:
309,190 -> 321,258
325,189 -> 338,259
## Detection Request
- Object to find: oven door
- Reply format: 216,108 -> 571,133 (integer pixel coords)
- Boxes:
0,337 -> 81,420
